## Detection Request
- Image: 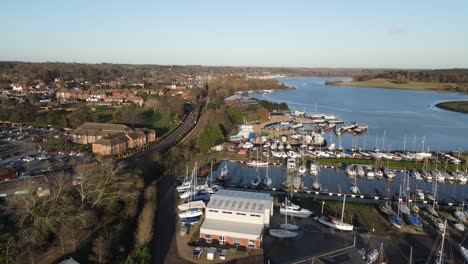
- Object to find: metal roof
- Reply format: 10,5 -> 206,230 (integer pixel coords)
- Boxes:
207,190 -> 272,214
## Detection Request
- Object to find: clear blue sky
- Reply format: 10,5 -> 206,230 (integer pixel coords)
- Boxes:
1,0 -> 467,68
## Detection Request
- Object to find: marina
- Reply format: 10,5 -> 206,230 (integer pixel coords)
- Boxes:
251,77 -> 468,151
208,160 -> 468,206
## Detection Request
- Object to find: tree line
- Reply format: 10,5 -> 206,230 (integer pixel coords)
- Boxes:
353,69 -> 468,83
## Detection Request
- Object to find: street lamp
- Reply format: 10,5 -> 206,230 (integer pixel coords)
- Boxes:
321,201 -> 325,215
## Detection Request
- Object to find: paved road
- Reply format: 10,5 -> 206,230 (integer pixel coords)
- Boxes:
117,110 -> 198,263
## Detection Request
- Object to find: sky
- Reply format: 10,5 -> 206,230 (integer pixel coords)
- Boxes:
1,0 -> 468,69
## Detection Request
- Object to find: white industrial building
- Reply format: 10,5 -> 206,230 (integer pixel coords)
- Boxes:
199,189 -> 273,249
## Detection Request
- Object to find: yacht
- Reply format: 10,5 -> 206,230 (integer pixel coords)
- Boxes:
318,215 -> 354,231
365,166 -> 375,178
410,169 -> 422,180
298,164 -> 306,175
287,158 -> 296,171
269,229 -> 298,239
356,165 -> 365,177
388,214 -> 403,229
350,183 -> 360,194
246,160 -> 269,167
251,175 -> 261,187
345,165 -> 357,177
263,142 -> 271,148
280,201 -> 312,218
384,169 -> 396,179
318,195 -> 354,231
218,164 -> 229,181
379,202 -> 394,215
179,208 -> 203,219
310,162 -> 319,176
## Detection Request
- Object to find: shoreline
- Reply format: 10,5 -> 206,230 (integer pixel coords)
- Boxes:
325,78 -> 467,94
435,100 -> 468,114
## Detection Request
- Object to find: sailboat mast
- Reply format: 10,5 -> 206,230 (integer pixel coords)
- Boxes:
438,219 -> 447,264
403,133 -> 407,153
341,195 -> 346,222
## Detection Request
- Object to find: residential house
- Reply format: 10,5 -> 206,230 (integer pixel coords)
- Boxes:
92,133 -> 128,156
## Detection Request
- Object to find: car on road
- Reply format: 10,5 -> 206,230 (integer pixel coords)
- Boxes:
192,247 -> 203,259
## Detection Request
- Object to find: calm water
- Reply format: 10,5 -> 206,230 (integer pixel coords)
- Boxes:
251,77 -> 468,151
213,161 -> 468,203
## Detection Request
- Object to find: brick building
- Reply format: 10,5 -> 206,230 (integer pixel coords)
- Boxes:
70,122 -> 131,144
92,134 -> 128,156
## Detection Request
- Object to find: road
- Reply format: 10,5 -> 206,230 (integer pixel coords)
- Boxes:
118,110 -> 198,263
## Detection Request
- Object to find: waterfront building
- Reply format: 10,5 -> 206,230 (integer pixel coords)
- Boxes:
199,189 -> 273,249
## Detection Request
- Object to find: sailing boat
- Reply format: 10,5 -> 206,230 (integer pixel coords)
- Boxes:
427,180 -> 440,218
310,161 -> 319,176
318,195 -> 354,231
218,164 -> 229,181
435,219 -> 447,264
280,197 -> 300,231
379,186 -> 394,215
262,158 -> 272,187
269,228 -> 298,239
312,169 -> 321,190
246,148 -> 269,167
350,175 -> 360,194
388,187 -> 403,229
179,167 -> 203,219
251,168 -> 261,187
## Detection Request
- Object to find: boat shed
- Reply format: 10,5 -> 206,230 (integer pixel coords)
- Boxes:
199,189 -> 273,249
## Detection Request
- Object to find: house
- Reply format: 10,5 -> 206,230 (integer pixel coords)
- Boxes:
137,128 -> 156,143
70,122 -> 131,144
125,131 -> 146,148
126,95 -> 144,106
223,94 -> 258,108
199,190 -> 273,249
92,133 -> 128,155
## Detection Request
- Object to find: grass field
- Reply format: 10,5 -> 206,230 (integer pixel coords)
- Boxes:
327,78 -> 464,92
93,107 -> 177,136
435,100 -> 468,114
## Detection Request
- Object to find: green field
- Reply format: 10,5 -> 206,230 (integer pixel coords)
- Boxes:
435,100 -> 468,114
327,78 -> 464,92
93,107 -> 177,136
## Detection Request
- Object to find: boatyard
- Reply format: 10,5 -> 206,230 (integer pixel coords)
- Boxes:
173,106 -> 468,263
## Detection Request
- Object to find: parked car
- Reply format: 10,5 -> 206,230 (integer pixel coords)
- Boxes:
220,249 -> 228,260
192,247 -> 203,259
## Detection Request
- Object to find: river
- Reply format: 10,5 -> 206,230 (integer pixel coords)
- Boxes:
251,77 -> 468,151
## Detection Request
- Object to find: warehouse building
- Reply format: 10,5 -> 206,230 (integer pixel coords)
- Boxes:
199,189 -> 273,249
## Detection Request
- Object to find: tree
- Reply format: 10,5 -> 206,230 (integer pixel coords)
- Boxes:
113,104 -> 143,127
89,234 -> 110,264
125,247 -> 151,264
195,123 -> 224,152
0,232 -> 14,264
68,105 -> 94,127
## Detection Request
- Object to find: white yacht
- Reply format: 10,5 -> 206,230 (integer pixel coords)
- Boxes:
246,160 -> 269,167
310,162 -> 319,176
345,165 -> 357,177
269,229 -> 298,239
318,196 -> 354,231
218,164 -> 229,181
280,201 -> 312,218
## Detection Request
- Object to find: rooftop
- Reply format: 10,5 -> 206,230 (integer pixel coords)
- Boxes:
207,190 -> 273,214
